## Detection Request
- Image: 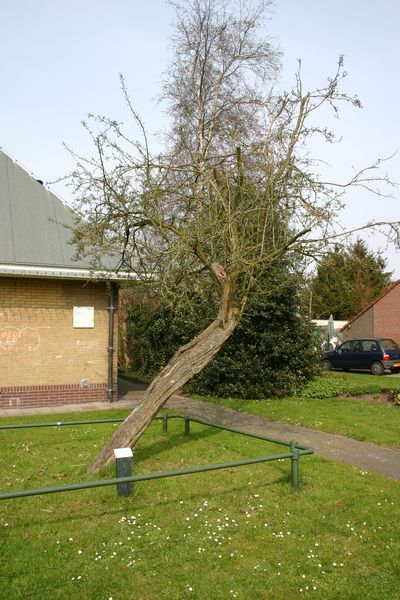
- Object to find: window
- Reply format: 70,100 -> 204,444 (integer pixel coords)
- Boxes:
360,340 -> 377,352
339,341 -> 358,353
381,339 -> 399,350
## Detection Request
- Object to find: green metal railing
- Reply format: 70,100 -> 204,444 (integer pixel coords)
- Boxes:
0,413 -> 314,500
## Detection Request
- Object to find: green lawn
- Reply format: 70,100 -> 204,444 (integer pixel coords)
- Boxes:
194,372 -> 400,449
0,410 -> 399,599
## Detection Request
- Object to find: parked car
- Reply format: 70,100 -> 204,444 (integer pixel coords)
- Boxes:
323,338 -> 400,376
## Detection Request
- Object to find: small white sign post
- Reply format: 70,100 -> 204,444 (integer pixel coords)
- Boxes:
114,447 -> 133,496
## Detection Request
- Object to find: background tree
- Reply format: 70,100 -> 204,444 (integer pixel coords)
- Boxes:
67,0 -> 399,473
310,240 -> 393,320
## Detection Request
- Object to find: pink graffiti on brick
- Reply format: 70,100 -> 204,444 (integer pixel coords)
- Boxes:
0,327 -> 41,352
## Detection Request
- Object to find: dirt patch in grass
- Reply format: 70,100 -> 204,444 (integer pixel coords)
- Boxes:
340,391 -> 398,406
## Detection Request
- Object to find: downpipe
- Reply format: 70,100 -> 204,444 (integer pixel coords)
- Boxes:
107,282 -> 118,403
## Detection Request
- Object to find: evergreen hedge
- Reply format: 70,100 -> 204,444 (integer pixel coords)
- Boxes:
125,276 -> 320,398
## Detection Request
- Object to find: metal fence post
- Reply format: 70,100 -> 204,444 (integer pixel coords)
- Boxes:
184,417 -> 190,435
290,441 -> 300,490
162,413 -> 168,433
114,448 -> 133,496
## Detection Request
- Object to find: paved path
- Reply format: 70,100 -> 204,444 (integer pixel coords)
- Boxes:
1,378 -> 399,481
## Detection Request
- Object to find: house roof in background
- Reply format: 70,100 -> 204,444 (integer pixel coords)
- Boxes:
340,279 -> 400,332
0,150 -> 133,281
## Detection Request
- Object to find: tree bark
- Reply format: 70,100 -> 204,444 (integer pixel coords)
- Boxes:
87,276 -> 240,474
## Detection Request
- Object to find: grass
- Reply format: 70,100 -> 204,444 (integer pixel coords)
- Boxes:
0,409 -> 399,599
328,370 -> 400,391
193,372 -> 400,449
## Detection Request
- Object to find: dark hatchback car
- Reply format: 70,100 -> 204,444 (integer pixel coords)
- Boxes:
323,338 -> 400,375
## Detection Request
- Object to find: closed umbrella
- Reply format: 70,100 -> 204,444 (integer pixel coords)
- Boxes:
327,314 -> 335,350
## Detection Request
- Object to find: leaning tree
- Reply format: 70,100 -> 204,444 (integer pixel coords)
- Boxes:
67,0 -> 399,473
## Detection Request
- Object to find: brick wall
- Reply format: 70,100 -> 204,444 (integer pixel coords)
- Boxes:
340,282 -> 400,344
373,283 -> 400,344
341,306 -> 374,341
0,277 -> 118,408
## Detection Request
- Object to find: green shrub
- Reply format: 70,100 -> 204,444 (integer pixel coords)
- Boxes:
296,377 -> 384,399
126,304 -> 179,378
297,378 -> 349,398
187,278 -> 320,398
125,267 -> 321,398
125,290 -> 215,381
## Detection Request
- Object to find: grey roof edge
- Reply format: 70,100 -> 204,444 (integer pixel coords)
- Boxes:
0,263 -> 138,282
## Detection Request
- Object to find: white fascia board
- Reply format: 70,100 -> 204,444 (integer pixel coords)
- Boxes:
0,264 -> 137,281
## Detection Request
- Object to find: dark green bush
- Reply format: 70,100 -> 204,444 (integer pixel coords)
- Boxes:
125,289 -> 214,380
188,284 -> 320,398
125,273 -> 320,398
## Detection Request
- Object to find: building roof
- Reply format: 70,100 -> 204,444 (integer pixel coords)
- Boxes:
0,150 -> 133,281
340,279 -> 400,332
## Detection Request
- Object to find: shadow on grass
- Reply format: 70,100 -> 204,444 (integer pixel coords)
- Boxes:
134,426 -> 220,463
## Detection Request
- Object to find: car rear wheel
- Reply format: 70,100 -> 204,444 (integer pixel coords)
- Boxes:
323,359 -> 332,371
371,362 -> 385,376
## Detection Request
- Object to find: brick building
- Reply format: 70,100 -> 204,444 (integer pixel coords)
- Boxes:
340,280 -> 400,343
0,150 -> 132,409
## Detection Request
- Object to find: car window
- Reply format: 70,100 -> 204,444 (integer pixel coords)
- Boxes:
360,340 -> 377,352
339,341 -> 357,352
381,339 -> 399,350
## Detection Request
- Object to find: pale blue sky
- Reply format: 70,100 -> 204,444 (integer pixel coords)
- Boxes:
1,0 -> 399,275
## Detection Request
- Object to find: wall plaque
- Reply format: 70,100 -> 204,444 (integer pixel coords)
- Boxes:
73,306 -> 95,328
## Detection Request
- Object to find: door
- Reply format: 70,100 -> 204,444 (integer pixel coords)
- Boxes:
334,340 -> 359,370
357,339 -> 380,370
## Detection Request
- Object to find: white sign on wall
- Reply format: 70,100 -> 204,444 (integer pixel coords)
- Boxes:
73,306 -> 95,328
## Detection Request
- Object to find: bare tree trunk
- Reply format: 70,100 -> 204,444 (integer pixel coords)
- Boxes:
87,280 -> 240,474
